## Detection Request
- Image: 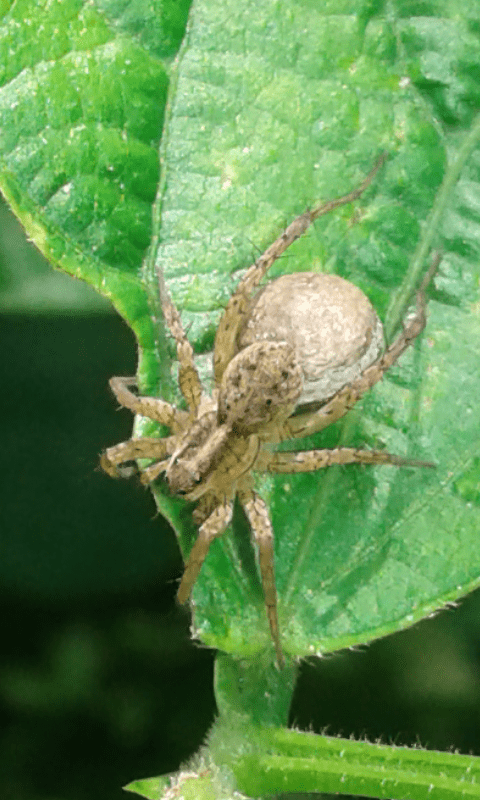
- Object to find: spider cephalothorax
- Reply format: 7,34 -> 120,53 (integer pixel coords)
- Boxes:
101,155 -> 437,667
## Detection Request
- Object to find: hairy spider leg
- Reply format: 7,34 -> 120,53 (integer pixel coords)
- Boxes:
277,253 -> 441,443
109,376 -> 185,428
101,376 -> 188,477
257,447 -> 435,474
176,500 -> 234,604
238,487 -> 284,668
157,270 -> 204,414
213,152 -> 388,384
101,437 -> 174,478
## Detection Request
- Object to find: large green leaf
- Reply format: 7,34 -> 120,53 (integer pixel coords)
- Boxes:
1,0 -> 480,665
0,0 -> 190,376
147,0 -> 480,660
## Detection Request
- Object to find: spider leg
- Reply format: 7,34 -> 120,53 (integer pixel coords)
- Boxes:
157,270 -> 204,414
278,254 -> 440,442
100,437 -> 173,478
257,447 -> 436,474
139,458 -> 170,485
192,493 -> 219,525
109,377 -> 187,430
176,500 -> 234,604
237,488 -> 284,669
214,153 -> 388,384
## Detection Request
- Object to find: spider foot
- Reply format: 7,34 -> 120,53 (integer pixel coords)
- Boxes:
100,451 -> 138,479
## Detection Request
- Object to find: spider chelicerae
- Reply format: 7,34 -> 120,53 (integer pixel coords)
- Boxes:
101,155 -> 437,667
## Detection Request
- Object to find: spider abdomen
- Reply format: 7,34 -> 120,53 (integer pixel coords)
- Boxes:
237,272 -> 384,407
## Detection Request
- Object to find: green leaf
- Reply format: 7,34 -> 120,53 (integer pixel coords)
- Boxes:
146,0 -> 480,662
124,775 -> 170,799
0,0 -> 190,376
2,0 -> 480,670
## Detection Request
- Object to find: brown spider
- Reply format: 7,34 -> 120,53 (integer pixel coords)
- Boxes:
101,156 -> 437,668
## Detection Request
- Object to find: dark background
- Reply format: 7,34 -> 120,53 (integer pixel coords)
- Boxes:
2,196 -> 480,800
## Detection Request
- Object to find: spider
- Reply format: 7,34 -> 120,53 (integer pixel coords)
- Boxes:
101,155 -> 438,668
